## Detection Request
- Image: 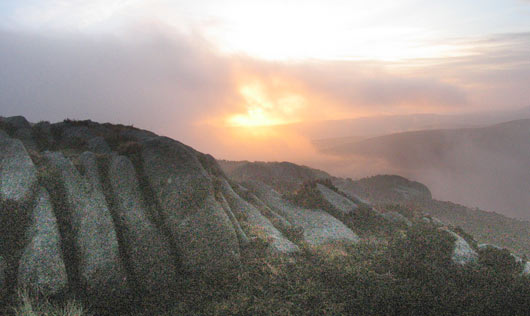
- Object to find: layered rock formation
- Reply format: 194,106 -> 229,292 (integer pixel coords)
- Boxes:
0,116 -> 498,308
0,117 -> 364,304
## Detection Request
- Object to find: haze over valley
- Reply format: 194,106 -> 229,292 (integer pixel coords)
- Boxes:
1,1 -> 530,315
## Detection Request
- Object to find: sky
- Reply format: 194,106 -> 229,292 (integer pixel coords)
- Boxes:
1,0 -> 530,162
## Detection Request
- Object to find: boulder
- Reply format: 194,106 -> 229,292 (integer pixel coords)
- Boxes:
141,137 -> 240,272
13,128 -> 38,152
3,116 -> 31,130
0,137 -> 37,205
247,182 -> 359,246
108,155 -> 177,292
523,262 -> 530,275
316,183 -> 358,214
478,244 -> 530,275
446,230 -> 478,265
87,137 -> 111,154
17,188 -> 67,295
220,180 -> 299,255
243,189 -> 294,232
421,216 -> 444,226
45,151 -> 127,297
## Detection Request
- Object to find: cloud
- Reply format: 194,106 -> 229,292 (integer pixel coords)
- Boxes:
0,26 -> 236,141
0,24 -> 529,161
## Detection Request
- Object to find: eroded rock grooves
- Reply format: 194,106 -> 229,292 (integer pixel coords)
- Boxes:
106,155 -> 178,293
17,187 -> 67,296
0,135 -> 38,296
140,137 -> 241,272
0,116 -> 497,310
45,151 -> 127,299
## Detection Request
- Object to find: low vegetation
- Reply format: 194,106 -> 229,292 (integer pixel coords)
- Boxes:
415,199 -> 530,257
8,223 -> 529,316
3,118 -> 528,315
9,290 -> 90,316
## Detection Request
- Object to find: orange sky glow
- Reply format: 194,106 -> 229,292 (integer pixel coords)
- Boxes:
1,0 -> 530,168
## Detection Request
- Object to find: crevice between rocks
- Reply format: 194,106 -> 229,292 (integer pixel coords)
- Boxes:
34,156 -> 82,296
124,150 -> 184,273
95,155 -> 140,297
0,197 -> 35,299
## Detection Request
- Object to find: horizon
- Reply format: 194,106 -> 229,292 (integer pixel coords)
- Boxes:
2,1 -> 530,219
1,1 -> 530,159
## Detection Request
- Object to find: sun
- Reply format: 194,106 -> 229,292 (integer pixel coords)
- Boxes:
227,81 -> 304,127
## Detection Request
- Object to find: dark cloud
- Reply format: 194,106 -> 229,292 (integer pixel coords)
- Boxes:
0,27 -> 235,143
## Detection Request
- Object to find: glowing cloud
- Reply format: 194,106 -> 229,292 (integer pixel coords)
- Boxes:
227,81 -> 305,127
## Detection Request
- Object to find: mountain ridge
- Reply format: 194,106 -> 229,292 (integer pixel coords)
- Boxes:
0,115 -> 529,315
317,118 -> 530,220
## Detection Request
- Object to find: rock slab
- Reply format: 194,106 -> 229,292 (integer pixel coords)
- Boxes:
109,155 -> 177,292
141,137 -> 240,272
248,182 -> 359,246
45,151 -> 127,297
17,188 -> 68,295
446,230 -> 478,265
221,180 -> 299,254
316,183 -> 358,214
0,137 -> 37,204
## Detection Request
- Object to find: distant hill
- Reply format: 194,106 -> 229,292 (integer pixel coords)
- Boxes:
221,160 -> 530,257
286,106 -> 530,141
416,199 -> 530,258
320,119 -> 530,220
334,175 -> 432,204
218,160 -> 331,193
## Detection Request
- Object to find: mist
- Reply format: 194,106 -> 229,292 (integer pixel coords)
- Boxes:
2,23 -> 530,220
317,120 -> 530,220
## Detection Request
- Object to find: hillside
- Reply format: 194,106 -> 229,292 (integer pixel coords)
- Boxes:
0,116 -> 529,315
417,200 -> 530,258
320,119 -> 530,220
219,160 -> 331,192
285,106 -> 530,140
222,160 -> 530,258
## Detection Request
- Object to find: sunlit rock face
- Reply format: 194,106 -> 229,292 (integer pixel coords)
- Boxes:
445,230 -> 478,266
245,181 -> 360,246
316,183 -> 358,215
220,179 -> 299,255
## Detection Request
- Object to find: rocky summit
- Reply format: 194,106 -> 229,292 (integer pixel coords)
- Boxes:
0,116 -> 528,314
0,117 -> 372,304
